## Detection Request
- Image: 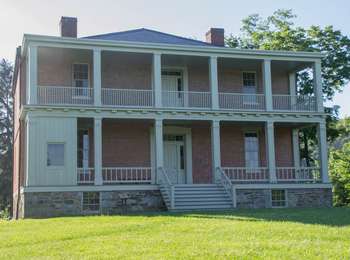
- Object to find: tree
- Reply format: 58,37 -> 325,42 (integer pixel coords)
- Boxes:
226,9 -> 350,165
0,59 -> 13,211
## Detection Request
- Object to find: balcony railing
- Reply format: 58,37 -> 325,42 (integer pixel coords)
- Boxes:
222,167 -> 269,182
102,88 -> 154,107
219,93 -> 266,111
77,168 -> 95,184
276,167 -> 321,182
38,86 -> 94,105
102,167 -> 152,184
162,90 -> 211,109
273,95 -> 317,112
37,86 -> 318,113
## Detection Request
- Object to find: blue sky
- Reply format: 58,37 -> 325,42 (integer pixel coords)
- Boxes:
1,0 -> 349,117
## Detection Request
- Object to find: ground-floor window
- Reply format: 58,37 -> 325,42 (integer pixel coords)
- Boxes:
271,189 -> 287,208
82,192 -> 100,212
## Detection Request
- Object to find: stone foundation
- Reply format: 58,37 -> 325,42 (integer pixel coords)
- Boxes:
20,190 -> 165,218
236,188 -> 332,209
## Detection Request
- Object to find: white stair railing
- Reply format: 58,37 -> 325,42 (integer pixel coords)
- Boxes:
157,167 -> 175,210
217,167 -> 236,208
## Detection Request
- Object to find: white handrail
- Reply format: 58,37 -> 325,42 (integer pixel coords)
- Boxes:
219,92 -> 266,111
77,168 -> 94,184
102,88 -> 154,107
162,90 -> 211,108
38,86 -> 94,105
222,167 -> 269,182
276,167 -> 321,182
217,167 -> 236,208
102,167 -> 152,184
273,95 -> 317,112
157,167 -> 175,209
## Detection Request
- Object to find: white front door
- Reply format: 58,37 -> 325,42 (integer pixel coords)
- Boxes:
162,72 -> 183,107
164,136 -> 186,184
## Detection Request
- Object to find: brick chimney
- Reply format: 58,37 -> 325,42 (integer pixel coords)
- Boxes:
206,28 -> 225,46
59,16 -> 77,37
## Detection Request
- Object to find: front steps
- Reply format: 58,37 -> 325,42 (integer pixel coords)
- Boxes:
160,184 -> 233,211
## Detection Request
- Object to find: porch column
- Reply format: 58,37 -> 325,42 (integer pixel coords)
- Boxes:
317,122 -> 329,183
153,53 -> 162,108
209,56 -> 219,109
155,119 -> 164,181
292,129 -> 300,168
93,48 -> 102,106
27,44 -> 38,105
313,60 -> 324,112
211,120 -> 221,182
289,72 -> 297,109
262,59 -> 273,111
265,121 -> 277,183
94,117 -> 103,185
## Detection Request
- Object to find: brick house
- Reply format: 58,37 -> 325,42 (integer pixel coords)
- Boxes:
13,17 -> 332,218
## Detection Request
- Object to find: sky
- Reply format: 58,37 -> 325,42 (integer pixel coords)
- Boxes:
1,0 -> 349,117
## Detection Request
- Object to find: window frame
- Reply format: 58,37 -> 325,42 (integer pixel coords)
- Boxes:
242,71 -> 257,89
244,131 -> 260,169
46,142 -> 65,168
72,63 -> 90,97
271,189 -> 287,208
82,192 -> 101,213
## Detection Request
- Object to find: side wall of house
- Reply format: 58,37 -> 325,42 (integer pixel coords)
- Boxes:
26,116 -> 77,186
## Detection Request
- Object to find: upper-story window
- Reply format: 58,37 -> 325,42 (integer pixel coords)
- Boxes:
242,72 -> 256,93
73,64 -> 89,88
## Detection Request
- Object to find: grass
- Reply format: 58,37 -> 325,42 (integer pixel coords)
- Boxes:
0,208 -> 350,259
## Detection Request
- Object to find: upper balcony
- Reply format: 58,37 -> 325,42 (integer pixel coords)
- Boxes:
26,45 -> 324,114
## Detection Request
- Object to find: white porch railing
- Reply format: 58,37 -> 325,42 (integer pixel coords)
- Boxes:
217,167 -> 236,207
38,86 -> 94,105
219,93 -> 266,110
77,168 -> 94,184
222,167 -> 269,182
273,95 -> 317,112
276,167 -> 321,182
102,88 -> 154,107
102,167 -> 152,184
162,91 -> 211,108
157,167 -> 175,209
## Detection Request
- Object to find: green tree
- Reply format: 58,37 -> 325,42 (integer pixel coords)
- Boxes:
226,9 -> 350,166
329,142 -> 350,206
0,59 -> 13,211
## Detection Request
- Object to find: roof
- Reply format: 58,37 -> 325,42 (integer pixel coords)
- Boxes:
83,28 -> 212,47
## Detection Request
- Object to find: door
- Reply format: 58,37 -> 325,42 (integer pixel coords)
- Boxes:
162,71 -> 183,107
163,136 -> 186,184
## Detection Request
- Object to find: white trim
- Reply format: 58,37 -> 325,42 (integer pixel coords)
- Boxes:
22,185 -> 160,193
23,34 -> 325,60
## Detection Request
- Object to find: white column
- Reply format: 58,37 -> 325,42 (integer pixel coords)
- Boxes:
93,49 -> 102,106
155,119 -> 164,180
262,59 -> 272,111
313,60 -> 324,112
153,53 -> 162,108
317,122 -> 329,183
211,120 -> 221,182
289,72 -> 297,108
265,121 -> 277,183
292,129 -> 300,168
94,117 -> 103,185
27,44 -> 38,104
209,56 -> 219,109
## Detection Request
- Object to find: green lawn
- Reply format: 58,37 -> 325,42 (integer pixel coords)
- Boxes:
1,208 -> 350,259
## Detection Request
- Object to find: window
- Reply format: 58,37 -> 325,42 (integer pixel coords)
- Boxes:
244,132 -> 259,168
242,72 -> 256,88
82,192 -> 100,212
73,64 -> 89,96
271,190 -> 287,207
47,143 -> 65,167
77,129 -> 89,168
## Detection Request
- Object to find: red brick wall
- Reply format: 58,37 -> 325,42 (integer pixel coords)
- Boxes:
275,127 -> 293,166
191,125 -> 212,184
102,120 -> 151,167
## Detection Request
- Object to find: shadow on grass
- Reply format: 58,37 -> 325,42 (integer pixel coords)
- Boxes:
127,207 -> 350,227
